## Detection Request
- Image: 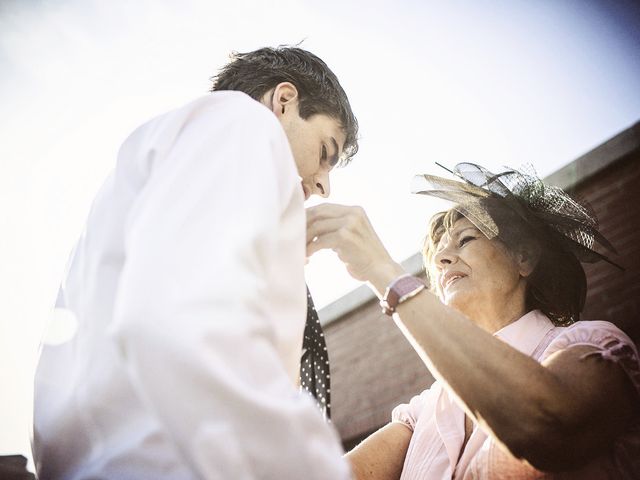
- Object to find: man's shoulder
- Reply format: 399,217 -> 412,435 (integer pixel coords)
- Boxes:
126,91 -> 284,155
182,91 -> 279,130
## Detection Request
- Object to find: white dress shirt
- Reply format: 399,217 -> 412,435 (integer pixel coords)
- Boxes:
33,92 -> 351,480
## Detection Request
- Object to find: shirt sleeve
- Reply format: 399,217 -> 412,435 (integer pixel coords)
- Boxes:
542,320 -> 640,398
391,387 -> 434,431
110,96 -> 352,480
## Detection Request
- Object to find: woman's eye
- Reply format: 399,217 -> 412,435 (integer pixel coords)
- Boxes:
459,236 -> 475,247
321,145 -> 327,161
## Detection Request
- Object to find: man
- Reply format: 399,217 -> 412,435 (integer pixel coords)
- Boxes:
33,46 -> 358,479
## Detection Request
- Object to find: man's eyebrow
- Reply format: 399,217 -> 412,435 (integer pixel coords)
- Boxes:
329,137 -> 340,166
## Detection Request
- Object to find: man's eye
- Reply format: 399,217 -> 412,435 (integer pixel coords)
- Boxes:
321,145 -> 327,161
459,236 -> 475,246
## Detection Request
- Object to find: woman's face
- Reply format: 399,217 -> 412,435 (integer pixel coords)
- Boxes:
430,217 -> 527,323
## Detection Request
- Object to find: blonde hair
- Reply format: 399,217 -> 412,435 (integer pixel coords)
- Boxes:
422,209 -> 465,291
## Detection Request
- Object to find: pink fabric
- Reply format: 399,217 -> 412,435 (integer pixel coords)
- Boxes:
391,310 -> 640,479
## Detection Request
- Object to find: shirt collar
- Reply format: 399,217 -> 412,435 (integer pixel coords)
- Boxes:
493,310 -> 555,357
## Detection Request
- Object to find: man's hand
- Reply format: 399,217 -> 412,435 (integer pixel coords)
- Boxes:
306,204 -> 405,294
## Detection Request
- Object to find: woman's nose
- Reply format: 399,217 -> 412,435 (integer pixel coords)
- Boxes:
434,244 -> 455,265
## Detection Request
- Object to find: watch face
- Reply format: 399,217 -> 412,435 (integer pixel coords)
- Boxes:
394,275 -> 425,297
382,275 -> 426,315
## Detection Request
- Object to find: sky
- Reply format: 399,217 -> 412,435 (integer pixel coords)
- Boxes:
1,0 -> 639,458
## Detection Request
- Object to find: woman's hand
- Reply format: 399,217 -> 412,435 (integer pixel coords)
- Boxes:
305,203 -> 405,294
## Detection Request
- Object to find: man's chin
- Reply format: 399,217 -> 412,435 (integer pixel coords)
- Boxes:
301,184 -> 310,200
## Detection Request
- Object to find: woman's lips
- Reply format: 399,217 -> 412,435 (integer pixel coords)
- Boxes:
441,271 -> 467,290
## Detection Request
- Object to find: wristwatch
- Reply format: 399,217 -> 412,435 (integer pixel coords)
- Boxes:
380,274 -> 426,316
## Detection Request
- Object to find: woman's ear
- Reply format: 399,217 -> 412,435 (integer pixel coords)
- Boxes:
517,241 -> 541,278
268,82 -> 299,118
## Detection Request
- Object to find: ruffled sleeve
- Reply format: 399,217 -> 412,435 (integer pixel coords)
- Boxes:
542,320 -> 640,397
391,384 -> 438,431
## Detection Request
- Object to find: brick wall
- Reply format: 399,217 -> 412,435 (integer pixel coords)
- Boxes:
578,153 -> 640,341
324,274 -> 434,445
323,127 -> 640,445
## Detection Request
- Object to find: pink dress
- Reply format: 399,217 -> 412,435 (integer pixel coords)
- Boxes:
392,310 -> 640,479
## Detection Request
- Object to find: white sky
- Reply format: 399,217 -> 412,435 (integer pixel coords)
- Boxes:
1,0 -> 639,458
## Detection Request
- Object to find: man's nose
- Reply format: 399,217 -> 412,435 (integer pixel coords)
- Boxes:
313,171 -> 330,198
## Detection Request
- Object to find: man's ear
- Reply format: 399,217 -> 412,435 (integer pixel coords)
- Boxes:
267,82 -> 299,118
517,241 -> 541,278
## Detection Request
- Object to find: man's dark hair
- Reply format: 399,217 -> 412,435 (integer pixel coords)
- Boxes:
210,46 -> 358,165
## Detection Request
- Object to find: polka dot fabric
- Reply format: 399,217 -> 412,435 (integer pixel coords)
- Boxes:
300,287 -> 331,421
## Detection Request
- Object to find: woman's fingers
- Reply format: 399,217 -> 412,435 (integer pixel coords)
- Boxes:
306,203 -> 406,291
306,203 -> 361,225
306,203 -> 398,281
306,204 -> 369,256
306,217 -> 345,246
306,230 -> 347,257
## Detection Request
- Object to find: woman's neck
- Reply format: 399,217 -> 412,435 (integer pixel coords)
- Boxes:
468,291 -> 528,334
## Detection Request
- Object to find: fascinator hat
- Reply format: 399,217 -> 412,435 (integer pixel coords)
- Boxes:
412,162 -> 622,325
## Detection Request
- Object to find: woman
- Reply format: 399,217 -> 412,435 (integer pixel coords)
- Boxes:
306,163 -> 640,479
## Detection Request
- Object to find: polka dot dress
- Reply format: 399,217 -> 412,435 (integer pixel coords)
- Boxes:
300,287 -> 331,421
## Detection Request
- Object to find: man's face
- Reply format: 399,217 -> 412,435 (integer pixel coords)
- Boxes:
279,108 -> 345,200
261,83 -> 346,200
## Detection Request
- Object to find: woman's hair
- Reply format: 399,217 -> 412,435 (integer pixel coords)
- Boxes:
423,198 -> 587,326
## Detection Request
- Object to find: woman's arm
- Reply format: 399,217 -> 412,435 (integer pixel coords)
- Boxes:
307,204 -> 638,472
391,293 -> 637,471
346,423 -> 413,480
